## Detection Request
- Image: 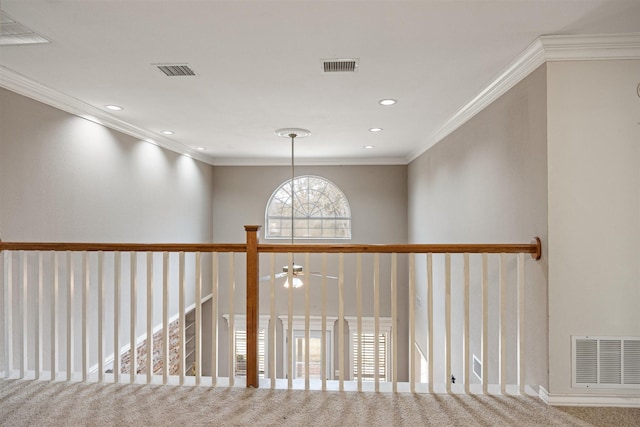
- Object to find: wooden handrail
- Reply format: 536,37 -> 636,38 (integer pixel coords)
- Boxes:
0,242 -> 247,252
259,238 -> 542,260
0,238 -> 542,260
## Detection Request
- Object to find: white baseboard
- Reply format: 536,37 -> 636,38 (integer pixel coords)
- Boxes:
539,386 -> 640,408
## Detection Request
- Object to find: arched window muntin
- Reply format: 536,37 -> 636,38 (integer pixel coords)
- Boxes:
265,175 -> 352,239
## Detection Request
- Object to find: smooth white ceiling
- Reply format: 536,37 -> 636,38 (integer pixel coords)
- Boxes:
1,1 -> 639,165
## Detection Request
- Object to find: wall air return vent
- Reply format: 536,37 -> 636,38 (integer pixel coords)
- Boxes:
572,336 -> 640,389
321,58 -> 359,73
155,64 -> 197,77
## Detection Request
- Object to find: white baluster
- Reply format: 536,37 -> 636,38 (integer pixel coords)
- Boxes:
146,252 -> 153,384
114,251 -> 120,383
36,252 -> 43,380
82,251 -> 89,382
130,252 -> 137,384
228,253 -> 235,387
66,251 -> 74,381
338,253 -> 344,391
211,252 -> 218,386
0,251 -> 8,378
51,251 -> 58,381
391,253 -> 397,392
287,252 -> 293,390
517,253 -> 525,395
195,252 -> 202,385
162,252 -> 169,385
356,253 -> 362,392
445,253 -> 451,394
269,253 -> 276,390
463,253 -> 470,395
409,253 -> 415,393
499,253 -> 507,395
304,252 -> 310,390
321,253 -> 327,392
481,253 -> 488,395
427,253 -> 433,394
374,253 -> 380,392
98,251 -> 104,383
20,251 -> 27,379
179,252 -> 185,385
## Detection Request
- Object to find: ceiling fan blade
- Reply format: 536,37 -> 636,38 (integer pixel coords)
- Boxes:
259,272 -> 288,281
308,272 -> 338,280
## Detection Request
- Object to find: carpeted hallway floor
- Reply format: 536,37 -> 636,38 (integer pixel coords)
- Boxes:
1,379 -> 639,426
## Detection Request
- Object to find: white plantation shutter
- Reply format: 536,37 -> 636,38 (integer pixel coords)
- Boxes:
234,329 -> 266,378
353,332 -> 387,381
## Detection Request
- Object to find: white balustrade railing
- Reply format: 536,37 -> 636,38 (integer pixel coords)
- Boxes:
1,229 -> 541,395
1,243 -> 245,386
255,237 -> 540,394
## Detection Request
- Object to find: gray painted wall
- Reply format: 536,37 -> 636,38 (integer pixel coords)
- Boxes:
211,165 -> 409,380
0,88 -> 214,373
547,59 -> 640,399
407,65 -> 549,389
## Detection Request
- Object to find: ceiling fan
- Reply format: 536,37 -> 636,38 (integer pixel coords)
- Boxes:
259,128 -> 338,288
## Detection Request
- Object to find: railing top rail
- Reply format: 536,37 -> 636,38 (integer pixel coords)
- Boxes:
259,237 -> 541,259
0,237 -> 542,259
0,242 -> 247,253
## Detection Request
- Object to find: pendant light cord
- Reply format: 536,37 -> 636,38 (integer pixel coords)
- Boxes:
290,133 -> 296,247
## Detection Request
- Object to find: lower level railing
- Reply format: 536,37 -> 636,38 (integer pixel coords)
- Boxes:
0,227 -> 541,394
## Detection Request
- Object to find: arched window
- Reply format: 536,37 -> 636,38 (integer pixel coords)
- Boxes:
265,175 -> 351,239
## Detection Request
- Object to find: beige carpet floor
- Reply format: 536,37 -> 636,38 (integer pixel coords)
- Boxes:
1,379 -> 639,426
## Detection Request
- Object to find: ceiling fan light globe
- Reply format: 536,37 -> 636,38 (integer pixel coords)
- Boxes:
283,277 -> 304,288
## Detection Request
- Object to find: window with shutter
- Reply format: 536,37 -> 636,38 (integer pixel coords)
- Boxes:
352,332 -> 388,381
234,329 -> 266,378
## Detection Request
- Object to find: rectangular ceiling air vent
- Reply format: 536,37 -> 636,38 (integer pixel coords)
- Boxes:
572,336 -> 640,389
322,58 -> 359,73
0,10 -> 50,46
155,64 -> 197,77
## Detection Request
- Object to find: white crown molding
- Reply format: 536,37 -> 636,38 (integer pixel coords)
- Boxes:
0,66 -> 214,165
539,386 -> 640,408
406,33 -> 640,163
210,156 -> 408,166
540,33 -> 640,61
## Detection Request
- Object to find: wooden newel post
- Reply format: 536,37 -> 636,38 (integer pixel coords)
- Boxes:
245,225 -> 261,388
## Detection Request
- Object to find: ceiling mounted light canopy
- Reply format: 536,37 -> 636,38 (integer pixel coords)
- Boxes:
275,128 -> 311,139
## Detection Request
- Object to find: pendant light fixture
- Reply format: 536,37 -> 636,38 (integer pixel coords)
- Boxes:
275,128 -> 311,288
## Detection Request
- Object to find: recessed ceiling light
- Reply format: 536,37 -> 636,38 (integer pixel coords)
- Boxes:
363,145 -> 376,149
379,99 -> 396,106
105,105 -> 123,111
161,130 -> 174,135
369,128 -> 383,132
194,146 -> 206,151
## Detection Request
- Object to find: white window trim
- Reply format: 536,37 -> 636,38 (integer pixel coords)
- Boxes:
264,175 -> 352,240
345,316 -> 392,382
